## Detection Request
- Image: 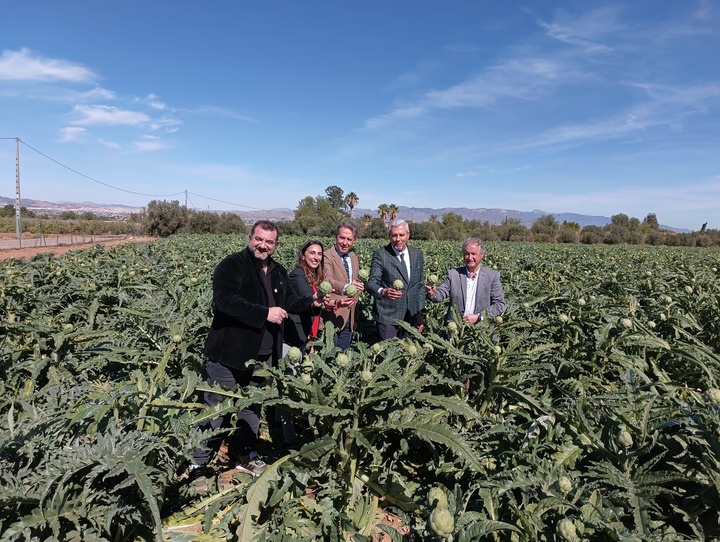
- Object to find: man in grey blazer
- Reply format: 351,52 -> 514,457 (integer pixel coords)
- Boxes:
368,219 -> 426,340
426,237 -> 506,323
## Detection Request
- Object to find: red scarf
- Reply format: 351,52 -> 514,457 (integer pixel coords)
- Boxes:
309,285 -> 321,341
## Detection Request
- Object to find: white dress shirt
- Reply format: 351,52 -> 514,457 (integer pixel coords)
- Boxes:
464,268 -> 478,316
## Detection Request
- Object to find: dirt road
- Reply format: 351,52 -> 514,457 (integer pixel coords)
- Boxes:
0,234 -> 156,261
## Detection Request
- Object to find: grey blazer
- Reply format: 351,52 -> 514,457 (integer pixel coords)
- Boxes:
368,244 -> 425,325
429,266 -> 506,322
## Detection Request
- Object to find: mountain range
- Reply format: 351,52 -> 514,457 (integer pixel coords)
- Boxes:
1,196 -> 688,233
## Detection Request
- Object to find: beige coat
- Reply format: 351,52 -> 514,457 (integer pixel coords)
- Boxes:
322,246 -> 360,332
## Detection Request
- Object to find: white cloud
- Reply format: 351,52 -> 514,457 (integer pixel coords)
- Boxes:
71,105 -> 150,126
0,48 -> 96,82
137,93 -> 166,109
96,138 -> 122,150
134,135 -> 170,151
366,57 -> 572,129
0,85 -> 116,104
82,86 -> 116,101
183,105 -> 260,123
59,127 -> 87,142
537,20 -> 612,53
499,81 -> 720,153
536,6 -> 624,50
149,118 -> 183,132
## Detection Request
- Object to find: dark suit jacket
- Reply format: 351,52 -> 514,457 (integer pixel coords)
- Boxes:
204,247 -> 311,369
429,266 -> 506,321
322,246 -> 360,332
284,267 -> 323,348
368,244 -> 425,325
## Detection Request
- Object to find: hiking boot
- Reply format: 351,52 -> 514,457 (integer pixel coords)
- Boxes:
187,464 -> 210,493
235,451 -> 267,477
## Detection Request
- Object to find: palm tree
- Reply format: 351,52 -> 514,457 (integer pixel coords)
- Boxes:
377,204 -> 389,223
345,192 -> 359,218
388,204 -> 399,221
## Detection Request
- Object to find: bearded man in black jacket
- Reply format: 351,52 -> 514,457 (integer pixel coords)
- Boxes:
189,220 -> 318,484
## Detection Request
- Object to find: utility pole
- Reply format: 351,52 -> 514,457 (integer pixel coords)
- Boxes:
185,189 -> 188,208
15,137 -> 22,247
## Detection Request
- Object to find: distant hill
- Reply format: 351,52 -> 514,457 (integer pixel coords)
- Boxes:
1,196 -> 144,220
230,205 -> 685,232
232,206 -> 616,228
1,196 -> 687,232
358,206 -> 613,229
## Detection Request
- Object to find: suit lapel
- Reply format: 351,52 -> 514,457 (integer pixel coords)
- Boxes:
385,244 -> 408,282
331,248 -> 349,280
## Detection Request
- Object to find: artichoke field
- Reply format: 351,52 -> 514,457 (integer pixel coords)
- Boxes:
1,236 -> 719,541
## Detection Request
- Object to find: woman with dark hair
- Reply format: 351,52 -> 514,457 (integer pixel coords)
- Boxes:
280,240 -> 336,447
285,240 -> 327,349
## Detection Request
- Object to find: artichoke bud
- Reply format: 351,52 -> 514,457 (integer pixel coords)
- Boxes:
427,487 -> 448,508
429,506 -> 454,538
557,518 -> 578,542
287,346 -> 302,362
558,476 -> 572,495
319,281 -> 332,295
617,428 -> 633,448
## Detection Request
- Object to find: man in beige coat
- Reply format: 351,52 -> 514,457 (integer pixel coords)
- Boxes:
323,221 -> 364,350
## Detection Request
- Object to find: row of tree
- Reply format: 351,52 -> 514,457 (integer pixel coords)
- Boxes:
288,186 -> 719,247
125,187 -> 719,247
1,205 -> 144,236
140,200 -> 245,237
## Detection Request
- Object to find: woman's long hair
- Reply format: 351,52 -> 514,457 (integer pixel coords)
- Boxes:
297,240 -> 324,288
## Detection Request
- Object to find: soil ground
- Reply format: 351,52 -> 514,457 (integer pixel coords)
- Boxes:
0,232 -> 156,261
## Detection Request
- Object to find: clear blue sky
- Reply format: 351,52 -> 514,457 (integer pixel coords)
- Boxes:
1,1 -> 719,230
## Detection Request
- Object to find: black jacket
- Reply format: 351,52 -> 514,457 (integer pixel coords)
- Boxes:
284,267 -> 323,348
204,247 -> 311,369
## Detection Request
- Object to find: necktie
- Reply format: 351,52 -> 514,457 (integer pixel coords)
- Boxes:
399,252 -> 408,279
342,254 -> 350,280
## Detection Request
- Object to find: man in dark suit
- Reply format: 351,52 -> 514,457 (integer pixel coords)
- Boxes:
368,219 -> 425,340
426,237 -> 505,323
322,221 -> 364,350
190,220 -> 317,486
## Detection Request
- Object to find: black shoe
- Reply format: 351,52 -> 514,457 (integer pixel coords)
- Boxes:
235,452 -> 268,477
187,465 -> 210,493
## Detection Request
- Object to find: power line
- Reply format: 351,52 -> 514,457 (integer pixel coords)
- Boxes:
3,138 -> 270,212
186,192 -> 265,211
18,139 -> 185,198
